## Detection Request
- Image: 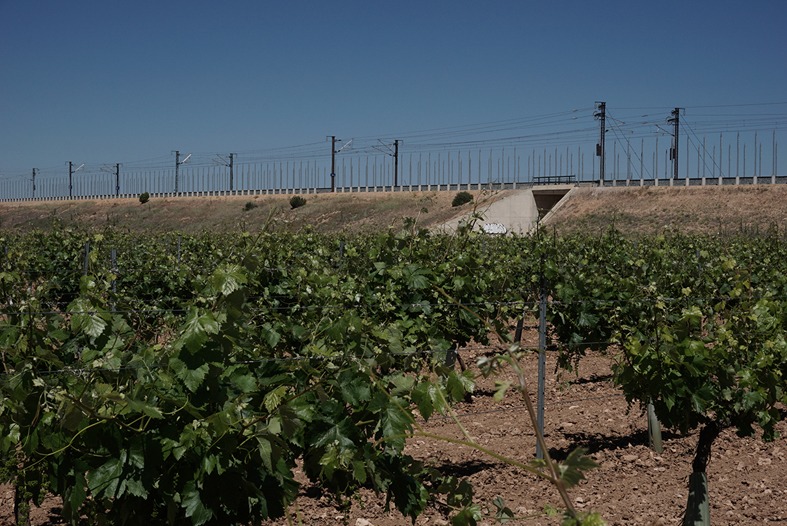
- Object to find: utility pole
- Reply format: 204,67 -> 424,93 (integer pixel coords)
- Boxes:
214,153 -> 237,191
329,135 -> 339,192
68,161 -> 85,199
32,168 -> 37,199
173,150 -> 191,194
67,161 -> 84,199
115,163 -> 121,197
174,150 -> 180,194
326,136 -> 354,191
229,153 -> 235,191
393,140 -> 400,187
594,101 -> 606,186
668,107 -> 682,179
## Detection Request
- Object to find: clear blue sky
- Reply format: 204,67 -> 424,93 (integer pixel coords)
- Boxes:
2,0 -> 786,177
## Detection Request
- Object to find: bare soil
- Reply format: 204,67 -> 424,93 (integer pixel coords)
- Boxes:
4,337 -> 785,525
253,341 -> 787,526
545,185 -> 787,236
3,184 -> 786,238
0,191 -> 504,235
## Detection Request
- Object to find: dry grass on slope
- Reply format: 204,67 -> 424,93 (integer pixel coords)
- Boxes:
0,191 -> 501,234
544,185 -> 787,237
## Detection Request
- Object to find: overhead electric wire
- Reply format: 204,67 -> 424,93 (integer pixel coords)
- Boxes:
3,104 -> 785,189
688,101 -> 787,109
682,117 -> 724,178
350,108 -> 593,142
605,112 -> 652,180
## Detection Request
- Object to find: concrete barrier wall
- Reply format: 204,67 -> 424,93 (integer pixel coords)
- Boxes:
438,190 -> 541,234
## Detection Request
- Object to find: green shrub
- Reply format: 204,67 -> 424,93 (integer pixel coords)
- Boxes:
139,192 -> 150,204
290,195 -> 306,209
452,191 -> 473,207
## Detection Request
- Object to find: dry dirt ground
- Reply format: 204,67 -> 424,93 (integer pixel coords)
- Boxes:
2,185 -> 786,238
0,190 -> 506,235
256,340 -> 787,526
3,334 -> 785,525
546,185 -> 787,236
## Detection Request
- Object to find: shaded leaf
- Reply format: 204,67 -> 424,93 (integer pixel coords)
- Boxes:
182,481 -> 214,526
558,448 -> 598,488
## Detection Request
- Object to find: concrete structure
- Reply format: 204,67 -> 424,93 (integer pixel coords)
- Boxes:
440,185 -> 575,234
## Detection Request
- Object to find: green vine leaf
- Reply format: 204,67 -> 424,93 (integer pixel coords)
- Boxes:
263,385 -> 289,412
170,357 -> 209,393
181,308 -> 220,353
182,481 -> 214,526
87,457 -> 123,499
558,448 -> 598,488
209,264 -> 247,297
68,298 -> 107,338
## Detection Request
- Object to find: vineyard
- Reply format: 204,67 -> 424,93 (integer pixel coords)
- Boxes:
0,222 -> 786,525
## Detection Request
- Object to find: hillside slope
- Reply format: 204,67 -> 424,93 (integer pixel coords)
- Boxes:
0,185 -> 785,235
542,184 -> 787,236
0,191 -> 506,234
